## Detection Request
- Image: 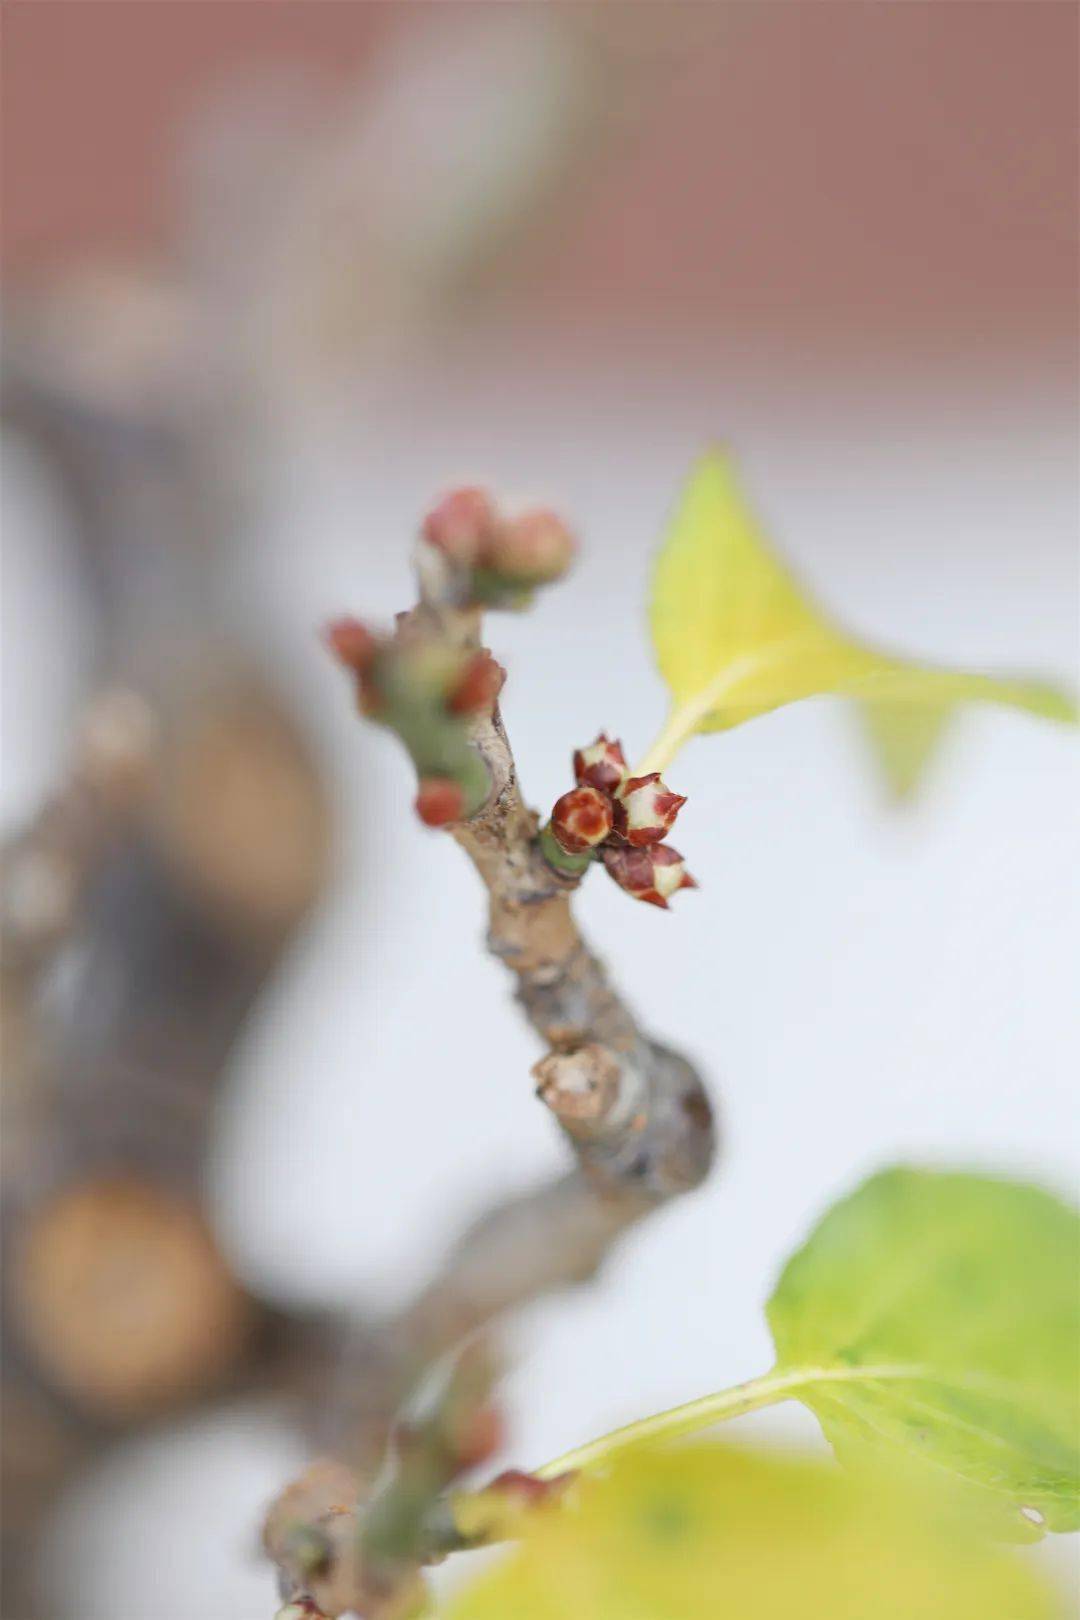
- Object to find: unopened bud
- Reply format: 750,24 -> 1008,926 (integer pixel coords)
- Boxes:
572,733 -> 627,794
416,778 -> 466,827
550,785 -> 613,854
485,508 -> 575,584
422,487 -> 497,566
325,616 -> 378,674
612,772 -> 687,846
603,843 -> 697,909
447,650 -> 506,716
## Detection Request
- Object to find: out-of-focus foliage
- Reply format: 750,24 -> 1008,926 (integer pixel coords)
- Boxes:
646,451 -> 1075,786
857,699 -> 954,799
768,1167 -> 1080,1536
447,1441 -> 1059,1620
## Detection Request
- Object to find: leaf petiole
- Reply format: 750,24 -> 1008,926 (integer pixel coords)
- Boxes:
534,1363 -> 924,1480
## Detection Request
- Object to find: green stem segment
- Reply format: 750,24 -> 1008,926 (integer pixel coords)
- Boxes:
538,823 -> 595,878
534,1362 -> 924,1479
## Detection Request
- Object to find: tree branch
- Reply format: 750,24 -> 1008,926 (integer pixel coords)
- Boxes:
266,509 -> 717,1617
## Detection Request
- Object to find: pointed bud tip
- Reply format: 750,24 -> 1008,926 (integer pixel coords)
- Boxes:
572,733 -> 627,793
604,842 -> 694,906
612,771 -> 687,845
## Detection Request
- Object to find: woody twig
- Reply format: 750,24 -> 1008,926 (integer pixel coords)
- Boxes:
265,489 -> 716,1617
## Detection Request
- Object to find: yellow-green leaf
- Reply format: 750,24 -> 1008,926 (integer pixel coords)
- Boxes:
767,1168 -> 1080,1536
447,1442 -> 1058,1620
642,451 -> 1074,781
857,699 -> 955,799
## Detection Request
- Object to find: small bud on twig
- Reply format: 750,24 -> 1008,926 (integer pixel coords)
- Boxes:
446,650 -> 506,716
542,741 -> 691,901
418,489 -> 575,611
416,778 -> 466,827
603,843 -> 697,909
485,508 -> 576,585
326,618 -> 493,819
325,616 -> 378,674
549,786 -> 614,854
572,733 -> 628,794
422,487 -> 497,567
611,772 -> 687,846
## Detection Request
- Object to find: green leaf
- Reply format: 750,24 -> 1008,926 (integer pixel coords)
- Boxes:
447,1442 -> 1058,1620
641,451 -> 1075,782
857,699 -> 955,800
767,1168 -> 1080,1535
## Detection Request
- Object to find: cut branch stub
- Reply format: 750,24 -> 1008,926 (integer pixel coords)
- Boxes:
533,1043 -> 622,1140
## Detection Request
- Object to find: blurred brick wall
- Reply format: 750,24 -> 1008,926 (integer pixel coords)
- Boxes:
3,2 -> 1077,352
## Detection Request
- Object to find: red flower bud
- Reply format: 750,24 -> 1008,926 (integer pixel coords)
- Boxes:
550,785 -> 614,854
612,772 -> 687,846
572,732 -> 627,794
415,777 -> 466,827
422,487 -> 497,566
325,616 -> 378,674
484,508 -> 575,583
603,843 -> 697,908
447,650 -> 506,715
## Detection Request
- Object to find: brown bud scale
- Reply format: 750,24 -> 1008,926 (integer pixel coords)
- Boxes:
572,733 -> 627,794
612,772 -> 687,846
604,843 -> 697,908
550,786 -> 613,854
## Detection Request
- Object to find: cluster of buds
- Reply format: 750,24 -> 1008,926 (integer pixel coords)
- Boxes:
327,617 -> 503,826
418,486 -> 576,610
542,734 -> 695,908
